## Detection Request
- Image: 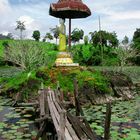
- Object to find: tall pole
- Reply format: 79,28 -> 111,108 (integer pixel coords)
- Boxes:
68,18 -> 71,51
99,16 -> 103,65
99,16 -> 102,45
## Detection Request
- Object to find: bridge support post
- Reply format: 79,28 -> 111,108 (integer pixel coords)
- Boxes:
104,102 -> 112,140
74,79 -> 84,116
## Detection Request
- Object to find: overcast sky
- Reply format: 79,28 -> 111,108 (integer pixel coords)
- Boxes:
0,0 -> 140,40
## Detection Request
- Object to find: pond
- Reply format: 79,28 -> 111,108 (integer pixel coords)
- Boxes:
0,96 -> 38,140
82,96 -> 140,140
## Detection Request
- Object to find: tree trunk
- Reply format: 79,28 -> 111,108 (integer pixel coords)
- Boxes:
20,29 -> 22,40
56,38 -> 58,45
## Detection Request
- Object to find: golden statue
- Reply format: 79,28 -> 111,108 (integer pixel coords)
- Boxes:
58,18 -> 66,52
55,18 -> 79,67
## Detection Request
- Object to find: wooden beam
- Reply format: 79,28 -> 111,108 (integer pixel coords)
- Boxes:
35,115 -> 51,123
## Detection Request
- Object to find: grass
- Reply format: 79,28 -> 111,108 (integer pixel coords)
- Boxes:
0,66 -> 22,78
0,40 -> 5,58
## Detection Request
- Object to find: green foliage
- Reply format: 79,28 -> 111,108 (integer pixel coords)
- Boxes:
3,40 -> 57,71
0,40 -> 12,65
71,28 -> 84,44
84,35 -> 89,45
133,28 -> 140,50
32,30 -> 40,41
0,41 -> 4,58
0,71 -> 41,100
82,44 -> 93,62
93,66 -> 140,83
90,30 -> 119,47
0,66 -> 22,78
102,56 -> 119,66
57,73 -> 74,93
0,40 -> 12,58
122,36 -> 129,45
0,71 -> 38,91
15,21 -> 26,39
76,70 -> 109,93
50,26 -> 59,45
36,67 -> 109,94
45,33 -> 53,42
72,44 -> 118,66
114,46 -> 139,71
82,96 -> 140,139
72,44 -> 100,65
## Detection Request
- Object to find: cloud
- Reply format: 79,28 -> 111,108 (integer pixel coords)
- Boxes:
0,0 -> 139,40
15,15 -> 41,38
0,0 -> 11,14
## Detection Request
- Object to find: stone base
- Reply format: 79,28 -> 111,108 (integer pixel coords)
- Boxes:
56,63 -> 79,67
55,52 -> 79,67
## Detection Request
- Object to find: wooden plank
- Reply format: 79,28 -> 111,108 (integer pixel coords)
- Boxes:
67,113 -> 88,140
75,117 -> 96,140
48,95 -> 60,123
48,96 -> 74,140
52,91 -> 62,113
35,115 -> 51,123
82,118 -> 97,139
65,128 -> 73,140
59,110 -> 66,140
65,118 -> 80,140
18,102 -> 39,106
47,95 -> 59,132
51,90 -> 80,140
51,90 -> 56,101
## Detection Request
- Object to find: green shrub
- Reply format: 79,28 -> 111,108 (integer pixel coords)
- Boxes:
4,40 -> 57,71
0,71 -> 41,100
102,57 -> 119,66
71,44 -> 123,66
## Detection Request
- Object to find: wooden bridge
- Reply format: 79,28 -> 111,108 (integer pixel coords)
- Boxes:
36,87 -> 98,140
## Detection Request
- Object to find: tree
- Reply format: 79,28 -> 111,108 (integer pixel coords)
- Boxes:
71,28 -> 84,44
114,45 -> 139,71
7,33 -> 13,39
4,41 -> 48,71
50,26 -> 59,45
15,21 -> 26,39
45,33 -> 53,42
0,33 -> 13,39
90,30 -> 119,47
32,30 -> 40,41
133,28 -> 140,50
84,35 -> 89,45
122,36 -> 129,45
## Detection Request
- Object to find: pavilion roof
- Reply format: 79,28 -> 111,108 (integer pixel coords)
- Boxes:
49,0 -> 91,19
